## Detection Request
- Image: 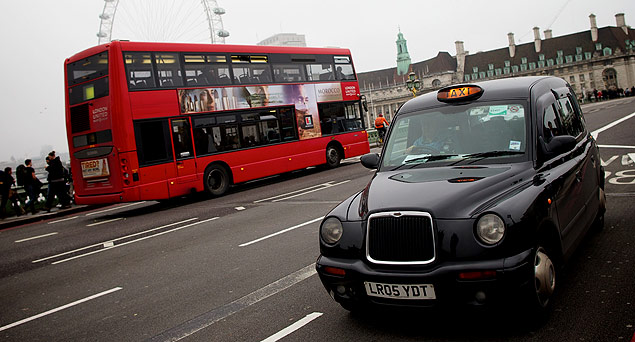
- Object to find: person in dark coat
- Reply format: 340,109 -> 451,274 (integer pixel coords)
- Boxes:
23,159 -> 42,214
45,152 -> 71,211
0,167 -> 24,218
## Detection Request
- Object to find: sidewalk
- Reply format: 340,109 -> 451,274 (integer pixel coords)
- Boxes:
0,204 -> 93,230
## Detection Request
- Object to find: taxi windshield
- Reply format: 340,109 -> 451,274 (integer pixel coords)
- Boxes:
382,102 -> 527,169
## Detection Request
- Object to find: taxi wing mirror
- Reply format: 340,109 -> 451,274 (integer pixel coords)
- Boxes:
360,153 -> 380,169
539,135 -> 577,159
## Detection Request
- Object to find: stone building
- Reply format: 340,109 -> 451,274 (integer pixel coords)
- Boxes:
358,13 -> 635,128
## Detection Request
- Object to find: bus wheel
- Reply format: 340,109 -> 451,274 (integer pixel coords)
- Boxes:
204,164 -> 229,197
325,145 -> 342,168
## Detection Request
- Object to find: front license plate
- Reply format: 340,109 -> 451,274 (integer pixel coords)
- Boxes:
364,281 -> 436,300
81,158 -> 110,179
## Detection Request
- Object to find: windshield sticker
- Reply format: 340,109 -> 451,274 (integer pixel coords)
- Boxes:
509,140 -> 521,151
488,106 -> 508,116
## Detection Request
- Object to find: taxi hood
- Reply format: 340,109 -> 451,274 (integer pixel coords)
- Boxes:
357,162 -> 535,220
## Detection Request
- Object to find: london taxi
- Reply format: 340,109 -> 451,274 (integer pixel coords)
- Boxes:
316,76 -> 606,314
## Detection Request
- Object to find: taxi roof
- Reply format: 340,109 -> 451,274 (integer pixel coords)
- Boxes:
399,76 -> 567,114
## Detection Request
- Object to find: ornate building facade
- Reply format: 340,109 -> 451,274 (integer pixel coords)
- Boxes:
358,13 -> 635,128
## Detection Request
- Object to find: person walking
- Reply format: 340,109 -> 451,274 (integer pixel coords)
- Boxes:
44,152 -> 71,211
0,167 -> 25,218
22,159 -> 42,214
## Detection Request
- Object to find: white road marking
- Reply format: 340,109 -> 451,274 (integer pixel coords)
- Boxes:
254,180 -> 350,203
0,287 -> 122,332
149,264 -> 316,342
87,217 -> 123,227
85,202 -> 145,216
48,216 -> 78,224
591,111 -> 635,140
260,312 -> 323,342
15,232 -> 58,243
235,206 -> 246,211
53,217 -> 218,264
239,217 -> 323,247
598,144 -> 635,149
32,218 -> 198,263
271,180 -> 350,202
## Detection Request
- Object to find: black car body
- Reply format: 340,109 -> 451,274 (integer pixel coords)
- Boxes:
316,76 -> 606,313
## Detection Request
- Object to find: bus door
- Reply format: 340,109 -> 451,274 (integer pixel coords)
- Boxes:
170,118 -> 198,187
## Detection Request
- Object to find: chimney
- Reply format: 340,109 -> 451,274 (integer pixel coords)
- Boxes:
455,41 -> 466,77
533,27 -> 542,52
590,14 -> 598,42
508,32 -> 516,58
544,29 -> 553,39
616,13 -> 628,35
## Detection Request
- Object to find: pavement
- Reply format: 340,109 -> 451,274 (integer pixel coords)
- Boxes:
0,204 -> 95,230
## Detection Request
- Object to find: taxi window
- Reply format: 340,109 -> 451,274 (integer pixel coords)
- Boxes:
382,103 -> 527,169
556,96 -> 585,137
543,104 -> 564,143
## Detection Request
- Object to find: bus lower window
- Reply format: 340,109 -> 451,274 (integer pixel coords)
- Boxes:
318,102 -> 363,134
134,120 -> 173,166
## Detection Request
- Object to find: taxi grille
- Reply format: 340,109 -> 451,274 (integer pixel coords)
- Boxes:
367,213 -> 435,264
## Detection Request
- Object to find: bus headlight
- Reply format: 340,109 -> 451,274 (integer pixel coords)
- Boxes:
476,214 -> 505,245
321,217 -> 343,245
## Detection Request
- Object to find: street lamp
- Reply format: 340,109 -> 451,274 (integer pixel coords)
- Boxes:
405,71 -> 422,97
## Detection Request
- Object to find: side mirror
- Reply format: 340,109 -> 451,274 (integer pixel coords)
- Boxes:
539,135 -> 577,159
361,95 -> 368,112
360,153 -> 380,170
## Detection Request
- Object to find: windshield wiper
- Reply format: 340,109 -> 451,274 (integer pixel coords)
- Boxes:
450,150 -> 524,165
391,154 -> 460,170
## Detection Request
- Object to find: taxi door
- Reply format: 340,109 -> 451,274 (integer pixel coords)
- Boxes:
170,118 -> 198,190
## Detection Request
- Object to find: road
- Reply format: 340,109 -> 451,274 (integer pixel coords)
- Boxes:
1,97 -> 634,341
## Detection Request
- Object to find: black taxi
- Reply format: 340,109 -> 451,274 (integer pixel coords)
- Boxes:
316,76 -> 606,314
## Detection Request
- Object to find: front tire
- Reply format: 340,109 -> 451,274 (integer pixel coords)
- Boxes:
520,246 -> 556,319
204,164 -> 230,197
325,145 -> 342,168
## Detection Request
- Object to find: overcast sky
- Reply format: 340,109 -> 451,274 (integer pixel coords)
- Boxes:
0,0 -> 632,162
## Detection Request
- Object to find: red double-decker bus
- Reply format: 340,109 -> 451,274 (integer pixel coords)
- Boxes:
64,41 -> 369,204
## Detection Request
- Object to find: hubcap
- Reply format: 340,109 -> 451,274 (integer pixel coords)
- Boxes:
208,170 -> 222,190
534,248 -> 555,307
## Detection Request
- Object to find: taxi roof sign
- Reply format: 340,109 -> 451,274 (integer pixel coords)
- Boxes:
437,85 -> 483,102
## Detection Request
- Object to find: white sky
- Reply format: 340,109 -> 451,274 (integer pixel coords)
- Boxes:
0,0 -> 633,162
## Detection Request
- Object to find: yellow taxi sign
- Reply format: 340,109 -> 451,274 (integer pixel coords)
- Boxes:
437,85 -> 483,102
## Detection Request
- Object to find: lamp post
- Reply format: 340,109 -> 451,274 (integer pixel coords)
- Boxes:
405,71 -> 422,97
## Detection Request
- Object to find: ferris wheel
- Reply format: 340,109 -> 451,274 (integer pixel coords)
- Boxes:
97,0 -> 230,45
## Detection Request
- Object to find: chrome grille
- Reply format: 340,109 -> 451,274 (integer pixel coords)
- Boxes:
366,212 -> 435,265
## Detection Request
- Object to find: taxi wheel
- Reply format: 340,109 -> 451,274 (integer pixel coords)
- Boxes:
325,145 -> 342,168
529,246 -> 556,312
204,164 -> 229,197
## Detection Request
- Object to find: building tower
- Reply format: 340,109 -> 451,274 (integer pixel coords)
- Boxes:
396,29 -> 411,76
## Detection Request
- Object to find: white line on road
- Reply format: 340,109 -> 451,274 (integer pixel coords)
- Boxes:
85,202 -> 145,216
32,218 -> 199,263
149,264 -> 316,342
261,312 -> 323,342
598,144 -> 635,149
239,217 -> 324,247
271,180 -> 350,202
53,217 -> 219,264
15,232 -> 58,243
254,183 -> 335,203
591,111 -> 635,140
0,287 -> 122,332
86,217 -> 123,227
48,216 -> 78,224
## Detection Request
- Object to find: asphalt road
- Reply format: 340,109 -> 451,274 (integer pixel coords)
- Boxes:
0,97 -> 634,342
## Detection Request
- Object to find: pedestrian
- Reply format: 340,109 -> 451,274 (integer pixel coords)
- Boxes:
0,167 -> 25,219
22,159 -> 43,215
45,152 -> 71,211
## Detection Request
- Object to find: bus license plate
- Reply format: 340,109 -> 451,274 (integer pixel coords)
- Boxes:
364,281 -> 436,300
81,158 -> 110,179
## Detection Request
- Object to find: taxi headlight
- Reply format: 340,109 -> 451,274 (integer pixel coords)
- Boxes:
476,214 -> 505,245
321,217 -> 343,245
